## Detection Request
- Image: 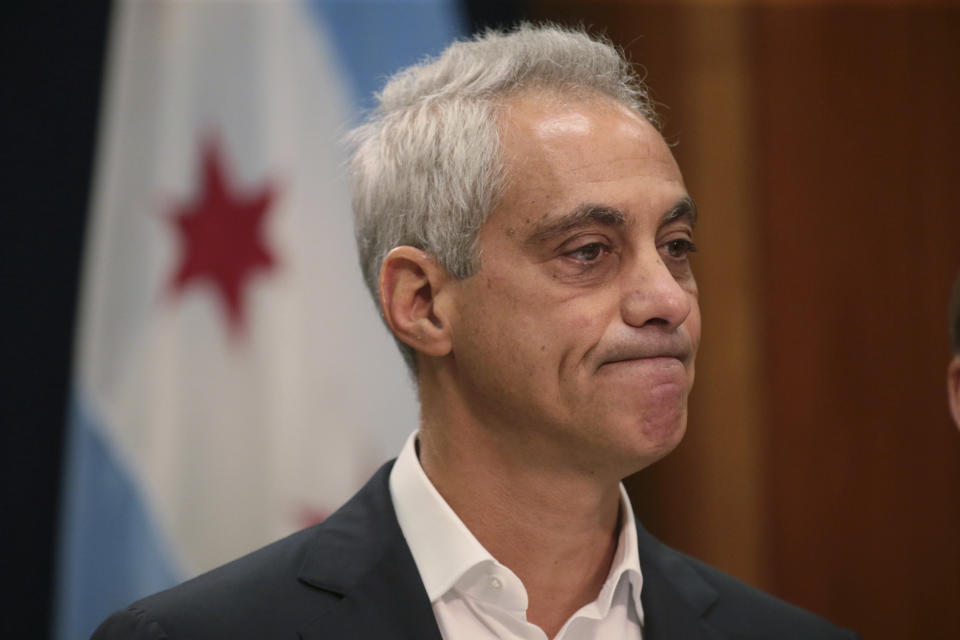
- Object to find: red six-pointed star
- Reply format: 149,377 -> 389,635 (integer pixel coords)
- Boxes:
167,137 -> 277,333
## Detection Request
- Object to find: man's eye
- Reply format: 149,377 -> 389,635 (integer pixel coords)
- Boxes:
568,242 -> 608,262
665,239 -> 697,259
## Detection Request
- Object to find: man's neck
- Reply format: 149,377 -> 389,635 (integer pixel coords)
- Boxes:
417,417 -> 624,638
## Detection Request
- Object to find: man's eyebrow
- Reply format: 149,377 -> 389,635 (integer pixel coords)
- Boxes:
661,196 -> 698,229
524,203 -> 626,246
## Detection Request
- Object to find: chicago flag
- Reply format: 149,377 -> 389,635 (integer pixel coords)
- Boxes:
54,1 -> 462,638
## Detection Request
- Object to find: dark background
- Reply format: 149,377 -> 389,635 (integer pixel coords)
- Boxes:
3,3 -> 111,636
4,1 -> 959,638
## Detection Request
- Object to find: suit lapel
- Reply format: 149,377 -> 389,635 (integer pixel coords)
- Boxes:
295,462 -> 443,640
296,544 -> 443,640
636,521 -> 728,640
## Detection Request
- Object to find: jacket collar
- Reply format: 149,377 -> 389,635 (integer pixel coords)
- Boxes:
296,461 -> 443,640
635,519 -> 726,640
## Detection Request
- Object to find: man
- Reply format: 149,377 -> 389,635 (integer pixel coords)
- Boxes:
94,25 -> 858,639
949,273 -> 960,430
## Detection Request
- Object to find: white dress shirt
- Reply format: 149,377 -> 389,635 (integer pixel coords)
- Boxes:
389,431 -> 645,640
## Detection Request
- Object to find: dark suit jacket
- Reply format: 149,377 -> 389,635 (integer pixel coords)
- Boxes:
93,462 -> 858,639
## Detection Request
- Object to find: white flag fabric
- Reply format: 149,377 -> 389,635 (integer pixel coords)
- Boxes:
55,2 -> 462,638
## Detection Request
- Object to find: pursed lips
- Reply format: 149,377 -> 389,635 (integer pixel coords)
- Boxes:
595,343 -> 691,371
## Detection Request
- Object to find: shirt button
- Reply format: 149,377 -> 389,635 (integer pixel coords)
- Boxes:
489,577 -> 502,591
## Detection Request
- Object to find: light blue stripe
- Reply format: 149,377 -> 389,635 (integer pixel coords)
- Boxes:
53,392 -> 181,640
306,0 -> 466,113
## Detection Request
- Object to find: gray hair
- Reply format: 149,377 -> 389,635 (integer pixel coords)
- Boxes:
347,23 -> 659,371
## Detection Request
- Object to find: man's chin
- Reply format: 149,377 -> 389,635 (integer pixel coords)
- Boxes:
579,405 -> 687,476
641,411 -> 686,454
622,399 -> 689,465
596,377 -> 690,429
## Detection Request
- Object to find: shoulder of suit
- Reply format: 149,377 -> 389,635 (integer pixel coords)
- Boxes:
92,524 -> 339,639
90,464 -> 400,639
92,605 -> 169,640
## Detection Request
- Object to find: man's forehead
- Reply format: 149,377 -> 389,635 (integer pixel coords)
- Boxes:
498,93 -> 678,180
529,108 -> 595,139
500,91 -> 654,141
492,93 -> 687,236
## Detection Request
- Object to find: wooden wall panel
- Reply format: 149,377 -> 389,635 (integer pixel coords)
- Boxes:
751,7 -> 960,637
675,7 -> 768,591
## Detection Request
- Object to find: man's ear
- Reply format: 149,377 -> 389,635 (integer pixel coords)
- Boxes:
379,246 -> 453,358
948,356 -> 960,431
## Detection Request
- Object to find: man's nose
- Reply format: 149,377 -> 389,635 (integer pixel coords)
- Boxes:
619,252 -> 692,331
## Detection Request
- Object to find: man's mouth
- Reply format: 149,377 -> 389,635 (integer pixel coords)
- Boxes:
594,355 -> 690,392
598,345 -> 691,369
599,355 -> 686,371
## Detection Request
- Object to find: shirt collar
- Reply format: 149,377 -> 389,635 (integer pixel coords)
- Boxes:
390,430 -> 496,602
602,483 -> 645,625
389,429 -> 644,624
